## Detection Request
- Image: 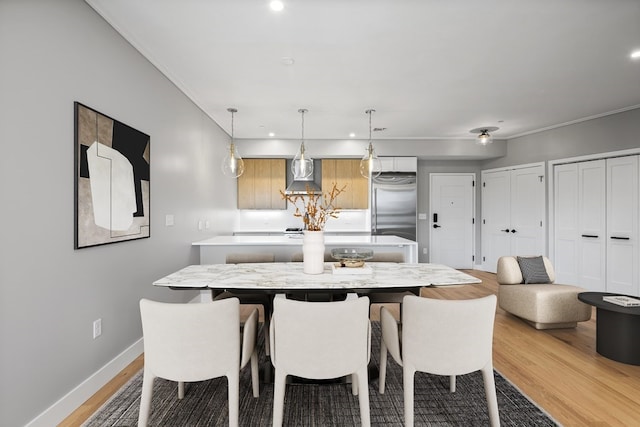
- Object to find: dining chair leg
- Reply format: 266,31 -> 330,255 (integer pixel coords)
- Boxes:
137,370 -> 155,427
272,370 -> 287,427
178,381 -> 185,399
379,339 -> 388,394
449,375 -> 456,393
482,364 -> 500,427
264,302 -> 272,356
351,373 -> 358,395
357,366 -> 371,427
403,367 -> 415,427
227,372 -> 240,427
250,350 -> 259,398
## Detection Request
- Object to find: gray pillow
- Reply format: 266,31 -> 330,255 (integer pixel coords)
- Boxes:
517,256 -> 550,284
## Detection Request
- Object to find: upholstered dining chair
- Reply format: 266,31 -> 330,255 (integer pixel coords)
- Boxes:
216,252 -> 275,355
359,253 -> 414,316
379,295 -> 500,427
269,294 -> 372,427
138,298 -> 259,427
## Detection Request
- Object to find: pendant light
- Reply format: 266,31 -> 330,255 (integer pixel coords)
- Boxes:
470,126 -> 499,146
222,107 -> 244,178
360,109 -> 382,178
292,108 -> 313,179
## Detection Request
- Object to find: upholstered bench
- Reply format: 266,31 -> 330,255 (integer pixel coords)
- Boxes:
496,256 -> 592,329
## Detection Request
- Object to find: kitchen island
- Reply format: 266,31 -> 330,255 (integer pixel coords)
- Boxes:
194,234 -> 418,264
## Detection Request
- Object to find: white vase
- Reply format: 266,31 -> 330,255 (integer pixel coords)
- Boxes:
303,230 -> 325,274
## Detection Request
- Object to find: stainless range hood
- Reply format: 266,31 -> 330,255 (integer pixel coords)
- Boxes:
285,159 -> 322,194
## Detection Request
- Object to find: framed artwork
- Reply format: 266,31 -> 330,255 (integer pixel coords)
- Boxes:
74,102 -> 150,249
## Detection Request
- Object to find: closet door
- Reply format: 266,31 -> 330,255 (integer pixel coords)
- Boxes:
553,163 -> 579,284
510,165 -> 545,257
481,170 -> 511,273
606,156 -> 639,295
578,160 -> 606,291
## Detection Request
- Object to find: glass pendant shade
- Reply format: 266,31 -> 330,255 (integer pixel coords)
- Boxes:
292,108 -> 313,179
476,130 -> 493,146
360,109 -> 382,178
221,107 -> 244,178
221,142 -> 244,177
360,142 -> 382,178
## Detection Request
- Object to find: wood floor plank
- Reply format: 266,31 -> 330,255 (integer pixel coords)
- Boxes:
60,270 -> 640,426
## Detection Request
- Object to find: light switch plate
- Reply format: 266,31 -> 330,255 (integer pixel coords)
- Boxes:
165,214 -> 174,226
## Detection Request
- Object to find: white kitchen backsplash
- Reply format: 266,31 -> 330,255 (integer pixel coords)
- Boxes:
234,205 -> 371,233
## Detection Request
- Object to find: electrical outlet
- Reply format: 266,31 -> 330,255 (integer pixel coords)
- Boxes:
165,214 -> 174,227
93,318 -> 102,339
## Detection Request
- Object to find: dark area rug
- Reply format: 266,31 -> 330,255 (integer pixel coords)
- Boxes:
84,323 -> 558,426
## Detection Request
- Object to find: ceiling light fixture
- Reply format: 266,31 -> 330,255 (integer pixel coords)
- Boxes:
470,126 -> 499,146
221,108 -> 244,178
270,1 -> 284,12
360,109 -> 382,178
631,50 -> 640,59
292,108 -> 313,179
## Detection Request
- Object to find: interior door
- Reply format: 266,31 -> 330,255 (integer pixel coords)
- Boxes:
429,174 -> 475,268
481,170 -> 511,273
509,165 -> 545,257
606,156 -> 639,295
578,160 -> 606,291
553,163 -> 579,284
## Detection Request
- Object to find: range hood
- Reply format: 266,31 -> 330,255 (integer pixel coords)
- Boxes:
285,159 -> 322,194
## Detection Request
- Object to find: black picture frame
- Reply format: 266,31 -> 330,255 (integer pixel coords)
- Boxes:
74,102 -> 150,249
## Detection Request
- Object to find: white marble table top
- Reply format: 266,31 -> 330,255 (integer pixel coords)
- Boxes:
153,262 -> 480,291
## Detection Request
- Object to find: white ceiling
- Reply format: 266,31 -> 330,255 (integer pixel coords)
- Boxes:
86,0 -> 640,142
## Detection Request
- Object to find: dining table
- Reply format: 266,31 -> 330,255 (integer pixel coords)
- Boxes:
153,261 -> 481,382
153,261 -> 481,301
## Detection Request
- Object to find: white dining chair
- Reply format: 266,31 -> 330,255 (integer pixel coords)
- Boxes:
269,294 -> 372,427
216,252 -> 275,356
138,298 -> 259,427
379,294 -> 500,427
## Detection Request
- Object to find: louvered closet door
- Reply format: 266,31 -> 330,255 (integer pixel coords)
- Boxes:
606,156 -> 639,296
578,160 -> 606,291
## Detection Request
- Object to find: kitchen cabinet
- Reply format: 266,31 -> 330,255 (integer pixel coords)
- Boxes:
380,157 -> 417,172
321,159 -> 368,209
237,158 -> 286,209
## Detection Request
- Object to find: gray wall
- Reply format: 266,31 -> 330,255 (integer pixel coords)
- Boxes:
482,108 -> 640,169
0,1 -> 235,425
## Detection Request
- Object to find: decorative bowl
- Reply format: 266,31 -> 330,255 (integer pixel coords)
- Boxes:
331,248 -> 374,268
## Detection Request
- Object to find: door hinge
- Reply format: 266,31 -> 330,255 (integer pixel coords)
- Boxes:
472,218 -> 475,224
482,256 -> 486,262
472,255 -> 475,261
539,175 -> 544,182
483,182 -> 486,187
540,221 -> 543,227
472,180 -> 475,187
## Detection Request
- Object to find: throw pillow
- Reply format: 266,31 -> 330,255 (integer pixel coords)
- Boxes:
517,256 -> 550,284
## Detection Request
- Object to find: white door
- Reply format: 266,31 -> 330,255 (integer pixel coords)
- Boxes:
510,166 -> 545,256
578,160 -> 606,291
606,156 -> 639,295
481,170 -> 511,272
553,163 -> 579,284
481,164 -> 545,273
429,174 -> 475,268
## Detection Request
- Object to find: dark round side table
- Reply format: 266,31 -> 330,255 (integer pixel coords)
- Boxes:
578,292 -> 640,365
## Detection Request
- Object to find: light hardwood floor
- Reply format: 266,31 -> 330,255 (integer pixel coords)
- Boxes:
60,270 -> 640,426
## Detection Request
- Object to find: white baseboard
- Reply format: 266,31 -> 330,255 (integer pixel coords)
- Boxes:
25,338 -> 143,427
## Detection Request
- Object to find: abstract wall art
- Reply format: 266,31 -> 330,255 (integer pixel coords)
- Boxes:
74,102 -> 150,249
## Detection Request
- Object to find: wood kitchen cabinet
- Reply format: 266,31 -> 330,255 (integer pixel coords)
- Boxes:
321,159 -> 368,209
237,158 -> 286,209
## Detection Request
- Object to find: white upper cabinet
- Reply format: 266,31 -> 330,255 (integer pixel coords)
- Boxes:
380,157 -> 417,172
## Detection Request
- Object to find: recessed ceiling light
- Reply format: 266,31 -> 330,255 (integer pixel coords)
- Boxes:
270,1 -> 284,12
281,57 -> 295,66
631,50 -> 640,59
268,132 -> 275,137
349,133 -> 356,138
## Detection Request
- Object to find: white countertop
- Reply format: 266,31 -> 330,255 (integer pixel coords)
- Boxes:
193,234 -> 417,246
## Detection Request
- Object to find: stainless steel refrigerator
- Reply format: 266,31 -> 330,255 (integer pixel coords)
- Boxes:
371,172 -> 417,242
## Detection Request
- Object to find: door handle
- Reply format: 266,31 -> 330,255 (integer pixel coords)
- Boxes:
581,234 -> 598,238
510,229 -> 517,233
610,236 -> 630,240
433,224 -> 441,229
501,229 -> 510,233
